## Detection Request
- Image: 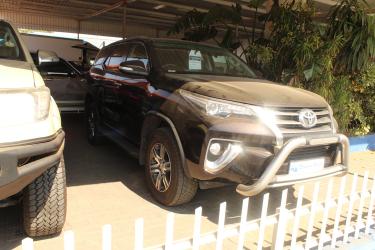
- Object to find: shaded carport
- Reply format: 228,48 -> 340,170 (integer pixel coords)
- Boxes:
0,0 -> 345,40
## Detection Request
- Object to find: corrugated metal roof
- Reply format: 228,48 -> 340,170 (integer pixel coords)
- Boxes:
1,0 -> 374,37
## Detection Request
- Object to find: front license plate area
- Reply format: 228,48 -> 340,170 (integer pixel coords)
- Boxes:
289,158 -> 325,175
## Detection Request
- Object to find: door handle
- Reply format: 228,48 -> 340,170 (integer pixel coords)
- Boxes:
113,82 -> 121,88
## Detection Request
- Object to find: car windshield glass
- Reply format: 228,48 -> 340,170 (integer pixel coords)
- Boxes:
154,41 -> 257,78
0,22 -> 24,61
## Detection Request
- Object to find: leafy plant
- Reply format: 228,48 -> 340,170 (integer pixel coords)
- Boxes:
167,3 -> 244,50
351,62 -> 375,133
247,0 -> 268,42
327,0 -> 375,74
167,9 -> 217,42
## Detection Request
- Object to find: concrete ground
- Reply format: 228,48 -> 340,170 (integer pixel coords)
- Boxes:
0,114 -> 374,250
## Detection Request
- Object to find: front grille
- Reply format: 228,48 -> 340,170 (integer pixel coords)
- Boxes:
273,107 -> 333,137
277,145 -> 338,175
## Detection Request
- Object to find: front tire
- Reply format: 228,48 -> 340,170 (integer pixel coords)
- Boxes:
23,157 -> 67,237
145,128 -> 198,206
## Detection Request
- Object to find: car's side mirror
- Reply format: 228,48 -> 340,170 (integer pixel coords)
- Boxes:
119,60 -> 148,76
37,50 -> 60,65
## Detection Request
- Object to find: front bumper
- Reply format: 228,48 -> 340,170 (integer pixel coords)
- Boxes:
0,130 -> 65,200
236,134 -> 349,196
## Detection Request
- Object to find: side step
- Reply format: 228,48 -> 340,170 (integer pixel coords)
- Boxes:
100,128 -> 139,159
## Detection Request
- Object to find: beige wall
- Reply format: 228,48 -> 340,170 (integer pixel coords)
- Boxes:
21,34 -> 83,61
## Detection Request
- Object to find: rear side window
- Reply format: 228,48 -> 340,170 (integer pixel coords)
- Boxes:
125,44 -> 149,70
94,47 -> 111,66
105,44 -> 130,71
0,21 -> 25,61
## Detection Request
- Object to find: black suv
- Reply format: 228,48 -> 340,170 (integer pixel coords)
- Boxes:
86,38 -> 349,206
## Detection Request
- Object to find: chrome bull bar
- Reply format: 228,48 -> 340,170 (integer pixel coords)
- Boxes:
236,134 -> 349,196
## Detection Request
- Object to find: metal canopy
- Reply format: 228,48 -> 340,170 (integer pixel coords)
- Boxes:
2,0 -> 266,30
1,0 -> 374,37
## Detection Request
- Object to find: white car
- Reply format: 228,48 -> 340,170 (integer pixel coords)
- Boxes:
0,20 -> 66,237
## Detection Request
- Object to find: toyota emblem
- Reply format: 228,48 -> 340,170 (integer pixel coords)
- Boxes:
298,109 -> 317,128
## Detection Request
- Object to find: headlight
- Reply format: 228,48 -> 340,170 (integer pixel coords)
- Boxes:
32,87 -> 51,120
180,89 -> 281,146
180,90 -> 255,118
0,87 -> 50,128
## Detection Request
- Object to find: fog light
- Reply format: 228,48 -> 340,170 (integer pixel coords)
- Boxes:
209,143 -> 221,155
204,140 -> 242,174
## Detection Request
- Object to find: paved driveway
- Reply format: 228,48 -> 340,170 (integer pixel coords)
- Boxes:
1,114 -> 374,250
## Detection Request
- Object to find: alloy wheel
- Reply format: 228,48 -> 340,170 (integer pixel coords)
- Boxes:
149,143 -> 172,192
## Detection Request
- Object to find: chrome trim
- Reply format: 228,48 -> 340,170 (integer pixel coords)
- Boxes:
59,107 -> 85,113
236,134 -> 349,196
272,107 -> 333,135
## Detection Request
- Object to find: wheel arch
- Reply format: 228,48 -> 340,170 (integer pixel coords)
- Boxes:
139,111 -> 192,178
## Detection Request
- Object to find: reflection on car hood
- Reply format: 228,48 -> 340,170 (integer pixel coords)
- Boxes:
166,73 -> 328,108
0,59 -> 35,88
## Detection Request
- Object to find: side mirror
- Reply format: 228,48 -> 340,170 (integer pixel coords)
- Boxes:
37,50 -> 60,65
119,60 -> 148,76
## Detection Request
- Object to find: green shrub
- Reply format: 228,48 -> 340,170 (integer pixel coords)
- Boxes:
351,63 -> 375,133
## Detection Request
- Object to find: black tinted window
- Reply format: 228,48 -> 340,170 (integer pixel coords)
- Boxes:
154,42 -> 256,78
94,47 -> 111,66
125,44 -> 149,70
0,21 -> 24,61
106,44 -> 129,70
38,60 -> 74,75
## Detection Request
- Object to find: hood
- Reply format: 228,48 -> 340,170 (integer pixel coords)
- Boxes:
0,59 -> 36,88
166,74 -> 328,108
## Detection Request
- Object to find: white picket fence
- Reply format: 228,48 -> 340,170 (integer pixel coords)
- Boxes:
22,172 -> 375,250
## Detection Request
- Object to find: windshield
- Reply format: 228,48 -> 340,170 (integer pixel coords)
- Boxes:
0,21 -> 24,61
153,41 -> 257,78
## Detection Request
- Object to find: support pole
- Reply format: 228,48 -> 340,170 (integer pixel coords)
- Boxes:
123,0 -> 127,39
263,0 -> 274,39
77,20 -> 81,40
